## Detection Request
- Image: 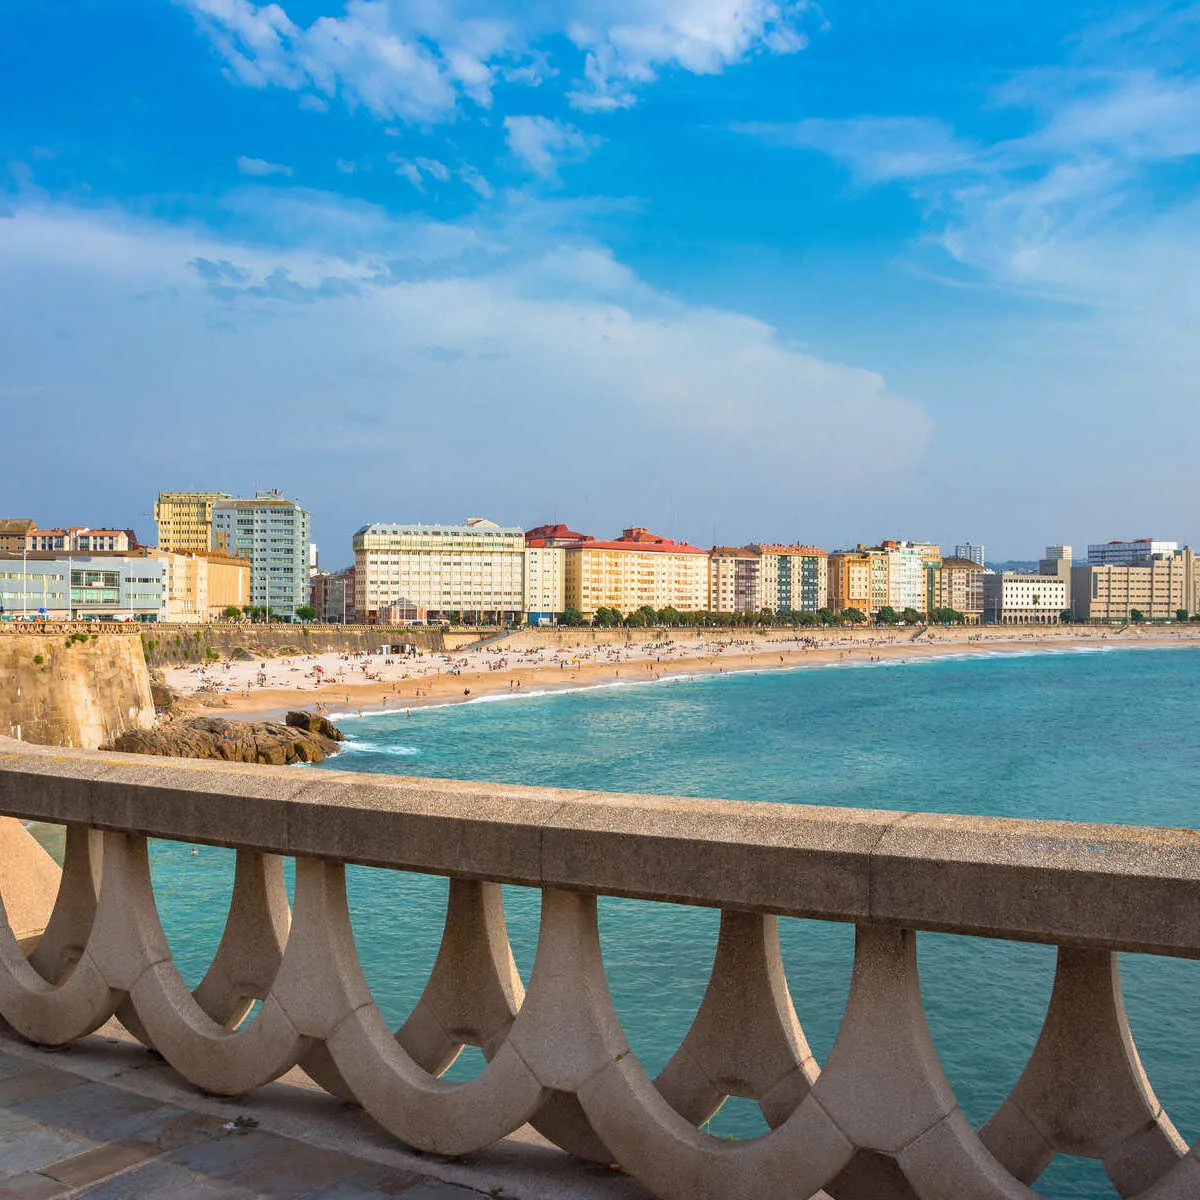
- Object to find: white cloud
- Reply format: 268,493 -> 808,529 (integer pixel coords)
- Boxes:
182,0 -> 820,121
566,0 -> 817,111
504,115 -> 598,177
0,196 -> 931,540
388,155 -> 455,189
236,154 -> 293,176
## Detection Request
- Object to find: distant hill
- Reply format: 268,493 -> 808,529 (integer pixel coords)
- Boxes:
986,560 -> 1039,573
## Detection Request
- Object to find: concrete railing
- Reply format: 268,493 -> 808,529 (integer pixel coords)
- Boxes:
1,743 -> 1198,1199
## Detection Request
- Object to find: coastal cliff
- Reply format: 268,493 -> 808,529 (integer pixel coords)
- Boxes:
0,626 -> 155,749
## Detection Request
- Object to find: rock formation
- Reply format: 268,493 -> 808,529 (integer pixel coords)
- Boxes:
104,711 -> 345,765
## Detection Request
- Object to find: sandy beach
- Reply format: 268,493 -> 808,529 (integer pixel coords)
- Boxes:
162,624 -> 1200,722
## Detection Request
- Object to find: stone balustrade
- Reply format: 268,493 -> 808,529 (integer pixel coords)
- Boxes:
1,740 -> 1199,1199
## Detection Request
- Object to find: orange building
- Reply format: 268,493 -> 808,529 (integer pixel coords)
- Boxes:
564,527 -> 709,617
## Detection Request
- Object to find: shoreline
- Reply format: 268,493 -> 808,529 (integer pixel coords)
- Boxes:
165,626 -> 1200,724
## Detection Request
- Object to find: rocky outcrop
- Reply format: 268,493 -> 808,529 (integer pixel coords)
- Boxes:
103,711 -> 345,765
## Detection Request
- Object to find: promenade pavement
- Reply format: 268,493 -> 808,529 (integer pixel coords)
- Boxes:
0,1025 -> 651,1200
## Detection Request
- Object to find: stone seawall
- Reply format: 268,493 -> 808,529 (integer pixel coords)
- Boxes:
0,625 -> 155,749
140,623 -> 446,667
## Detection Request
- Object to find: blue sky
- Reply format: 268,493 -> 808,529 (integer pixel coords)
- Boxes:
3,0 -> 1199,563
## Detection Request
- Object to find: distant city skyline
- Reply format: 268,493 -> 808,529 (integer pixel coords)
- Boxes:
4,3 -> 1198,558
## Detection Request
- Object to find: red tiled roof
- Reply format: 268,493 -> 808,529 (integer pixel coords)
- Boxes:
578,527 -> 707,555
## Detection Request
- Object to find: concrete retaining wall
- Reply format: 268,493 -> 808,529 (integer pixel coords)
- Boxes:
140,624 -> 445,667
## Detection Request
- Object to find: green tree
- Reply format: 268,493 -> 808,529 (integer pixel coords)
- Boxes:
1060,609 -> 1076,624
558,606 -> 584,627
1177,609 -> 1189,622
656,605 -> 683,626
295,605 -> 317,622
222,605 -> 242,620
876,606 -> 899,625
901,607 -> 923,625
1130,608 -> 1145,623
842,607 -> 866,626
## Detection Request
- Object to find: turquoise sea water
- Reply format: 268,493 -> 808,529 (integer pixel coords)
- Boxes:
148,646 -> 1200,1198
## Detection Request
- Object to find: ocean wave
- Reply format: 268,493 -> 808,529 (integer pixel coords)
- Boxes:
340,740 -> 420,756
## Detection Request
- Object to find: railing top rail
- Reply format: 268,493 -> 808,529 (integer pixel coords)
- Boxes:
2,737 -> 1199,958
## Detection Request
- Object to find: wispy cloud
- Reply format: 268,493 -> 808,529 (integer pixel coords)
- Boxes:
733,116 -> 975,183
236,155 -> 293,176
0,194 -> 932,538
504,115 -> 598,178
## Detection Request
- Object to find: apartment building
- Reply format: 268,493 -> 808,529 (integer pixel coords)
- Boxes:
26,527 -> 133,553
212,491 -> 311,620
564,527 -> 708,617
311,567 -> 356,624
147,550 -> 251,622
983,573 -> 1068,624
954,543 -> 985,566
1087,539 -> 1178,566
154,492 -> 232,553
756,545 -> 828,613
881,540 -> 940,612
0,553 -> 166,621
709,547 -> 763,613
353,518 -> 526,625
1071,550 -> 1197,622
932,557 -> 985,622
827,549 -> 875,614
0,520 -> 35,554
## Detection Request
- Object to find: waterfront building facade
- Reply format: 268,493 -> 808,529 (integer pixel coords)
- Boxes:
311,567 -> 356,624
933,557 -> 985,622
1071,549 -> 1197,622
154,492 -> 232,553
882,540 -> 940,613
1087,539 -> 1178,566
826,549 -> 875,614
353,518 -> 526,625
564,527 -> 708,617
709,547 -> 763,613
148,550 -> 250,622
212,491 -> 311,620
954,542 -> 985,566
0,553 -> 166,621
982,573 -> 1068,623
755,545 -> 828,613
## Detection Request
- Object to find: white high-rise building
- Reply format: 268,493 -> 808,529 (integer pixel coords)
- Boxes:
955,543 -> 985,566
212,490 -> 312,620
354,518 -> 526,624
1088,539 -> 1179,566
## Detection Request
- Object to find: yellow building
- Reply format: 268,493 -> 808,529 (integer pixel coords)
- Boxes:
154,492 -> 231,553
565,527 -> 709,617
827,548 -> 883,614
755,545 -> 828,613
147,550 -> 250,622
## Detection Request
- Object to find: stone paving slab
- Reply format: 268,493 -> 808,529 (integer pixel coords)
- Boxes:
0,1028 -> 652,1200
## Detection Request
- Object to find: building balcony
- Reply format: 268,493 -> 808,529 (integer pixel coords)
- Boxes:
2,742 -> 1199,1198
